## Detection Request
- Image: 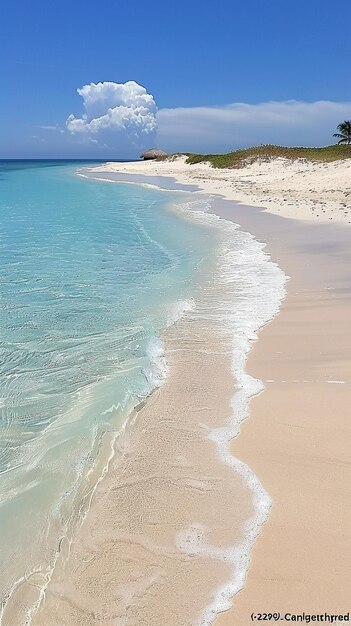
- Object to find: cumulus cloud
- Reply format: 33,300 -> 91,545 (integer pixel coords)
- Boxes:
66,81 -> 157,155
64,87 -> 351,156
156,100 -> 351,152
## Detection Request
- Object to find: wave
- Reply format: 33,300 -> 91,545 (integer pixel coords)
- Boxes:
1,165 -> 287,625
162,195 -> 287,624
0,295 -> 196,626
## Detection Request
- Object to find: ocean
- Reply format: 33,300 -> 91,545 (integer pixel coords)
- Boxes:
0,160 -> 286,625
0,161 -> 219,621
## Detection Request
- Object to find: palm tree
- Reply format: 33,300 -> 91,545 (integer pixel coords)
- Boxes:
333,120 -> 351,144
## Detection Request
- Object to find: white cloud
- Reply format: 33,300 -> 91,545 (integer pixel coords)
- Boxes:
66,81 -> 157,155
156,100 -> 351,152
63,88 -> 351,156
39,124 -> 65,134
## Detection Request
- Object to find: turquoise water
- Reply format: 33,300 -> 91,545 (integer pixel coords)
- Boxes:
0,161 -> 216,613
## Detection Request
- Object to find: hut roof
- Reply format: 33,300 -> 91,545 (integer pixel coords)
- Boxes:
140,148 -> 168,160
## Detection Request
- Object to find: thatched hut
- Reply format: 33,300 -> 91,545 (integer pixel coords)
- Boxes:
140,148 -> 168,160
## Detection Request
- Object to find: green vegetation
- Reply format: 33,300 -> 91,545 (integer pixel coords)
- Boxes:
333,120 -> 351,145
185,144 -> 351,169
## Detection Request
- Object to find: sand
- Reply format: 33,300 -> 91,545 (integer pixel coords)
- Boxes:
32,271 -> 258,626
91,154 -> 351,225
32,157 -> 351,625
213,206 -> 351,625
32,201 -> 280,625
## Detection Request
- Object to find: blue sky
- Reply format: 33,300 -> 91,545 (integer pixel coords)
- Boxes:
1,0 -> 350,157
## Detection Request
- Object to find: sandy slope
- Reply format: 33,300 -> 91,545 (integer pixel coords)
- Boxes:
30,158 -> 351,626
93,154 -> 351,225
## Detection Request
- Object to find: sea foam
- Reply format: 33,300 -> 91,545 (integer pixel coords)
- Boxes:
169,195 -> 288,625
0,162 -> 218,625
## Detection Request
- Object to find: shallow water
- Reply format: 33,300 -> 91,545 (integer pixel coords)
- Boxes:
0,162 -> 288,625
28,169 -> 288,626
0,161 -> 218,620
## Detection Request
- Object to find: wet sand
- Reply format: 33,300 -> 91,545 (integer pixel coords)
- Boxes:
31,180 -> 351,624
32,218 -> 268,625
213,204 -> 351,624
91,155 -> 351,225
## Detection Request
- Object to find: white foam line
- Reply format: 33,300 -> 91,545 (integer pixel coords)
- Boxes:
14,296 -> 196,625
76,167 -> 287,623
166,196 -> 287,625
76,169 -> 192,194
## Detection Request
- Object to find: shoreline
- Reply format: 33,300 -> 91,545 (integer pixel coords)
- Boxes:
215,206 -> 351,624
32,158 -> 351,625
84,154 -> 351,225
86,160 -> 351,622
30,170 -> 287,626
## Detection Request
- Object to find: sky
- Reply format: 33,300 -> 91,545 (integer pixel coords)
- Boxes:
1,0 -> 350,158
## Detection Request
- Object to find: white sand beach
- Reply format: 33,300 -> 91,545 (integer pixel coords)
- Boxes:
93,154 -> 351,225
32,156 -> 351,626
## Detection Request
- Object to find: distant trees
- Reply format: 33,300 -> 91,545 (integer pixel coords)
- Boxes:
333,120 -> 351,144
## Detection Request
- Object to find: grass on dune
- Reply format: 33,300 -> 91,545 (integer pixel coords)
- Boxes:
184,144 -> 351,168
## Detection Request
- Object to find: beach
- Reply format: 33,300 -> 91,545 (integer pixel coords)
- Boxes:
32,156 -> 351,625
4,0 -> 351,621
87,154 -> 351,224
213,204 -> 351,624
